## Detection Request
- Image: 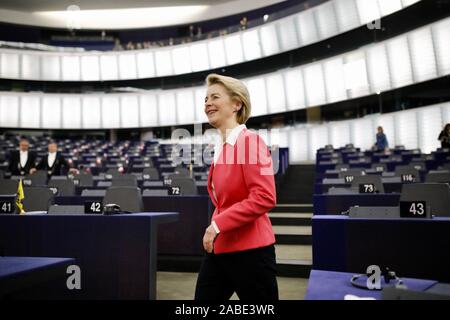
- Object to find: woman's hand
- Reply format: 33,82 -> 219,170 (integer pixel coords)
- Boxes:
203,224 -> 218,253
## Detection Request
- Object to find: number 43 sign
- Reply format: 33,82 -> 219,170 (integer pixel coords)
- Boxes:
400,201 -> 429,218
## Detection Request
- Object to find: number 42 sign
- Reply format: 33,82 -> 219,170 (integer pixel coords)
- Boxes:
84,201 -> 103,214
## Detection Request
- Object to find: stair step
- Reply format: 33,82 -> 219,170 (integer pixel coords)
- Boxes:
158,246 -> 313,277
272,204 -> 313,213
157,255 -> 203,273
276,204 -> 313,207
275,235 -> 312,245
269,213 -> 312,226
273,226 -> 312,245
276,259 -> 312,278
277,198 -> 314,205
277,259 -> 312,265
270,213 -> 312,218
273,226 -> 311,235
278,164 -> 315,204
275,244 -> 312,261
276,244 -> 312,278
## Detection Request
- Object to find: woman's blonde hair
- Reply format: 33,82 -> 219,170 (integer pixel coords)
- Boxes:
206,73 -> 251,124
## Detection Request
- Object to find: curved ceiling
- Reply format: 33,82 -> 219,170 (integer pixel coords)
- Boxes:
0,0 -> 423,82
0,0 -> 286,29
1,16 -> 448,130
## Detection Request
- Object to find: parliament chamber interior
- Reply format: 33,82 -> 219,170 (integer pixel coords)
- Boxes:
1,0 -> 450,303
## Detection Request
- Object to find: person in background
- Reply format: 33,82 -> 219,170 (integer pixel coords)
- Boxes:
113,38 -> 123,51
196,27 -> 202,39
374,126 -> 389,152
240,16 -> 248,30
438,124 -> 450,149
31,142 -> 77,177
8,138 -> 36,176
195,74 -> 278,301
125,41 -> 134,50
189,25 -> 195,38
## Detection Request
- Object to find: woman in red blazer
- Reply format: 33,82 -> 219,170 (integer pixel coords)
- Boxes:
195,74 -> 278,301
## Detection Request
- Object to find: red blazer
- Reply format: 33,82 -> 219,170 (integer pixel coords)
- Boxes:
208,128 -> 276,254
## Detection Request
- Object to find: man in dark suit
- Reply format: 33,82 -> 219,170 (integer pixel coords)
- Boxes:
8,138 -> 36,176
31,142 -> 77,177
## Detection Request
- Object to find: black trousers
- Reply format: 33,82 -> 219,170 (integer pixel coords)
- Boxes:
195,244 -> 279,301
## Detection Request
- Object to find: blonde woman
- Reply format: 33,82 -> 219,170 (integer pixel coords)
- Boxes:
195,74 -> 278,301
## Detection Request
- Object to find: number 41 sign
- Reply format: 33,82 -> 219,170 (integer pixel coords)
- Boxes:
0,201 -> 14,214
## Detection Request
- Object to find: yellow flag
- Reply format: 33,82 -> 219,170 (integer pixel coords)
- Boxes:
16,179 -> 25,214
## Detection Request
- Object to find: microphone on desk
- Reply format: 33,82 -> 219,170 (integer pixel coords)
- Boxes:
103,204 -> 131,215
